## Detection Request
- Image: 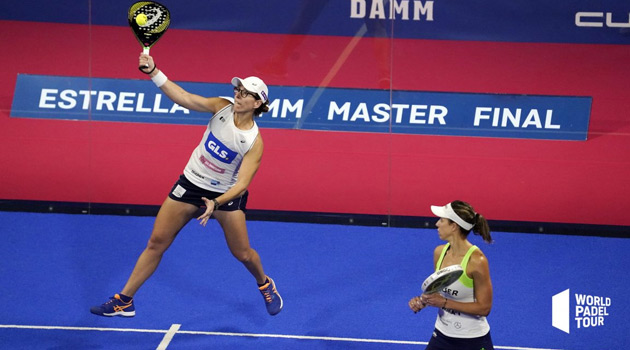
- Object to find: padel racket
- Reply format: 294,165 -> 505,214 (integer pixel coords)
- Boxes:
128,1 -> 170,69
421,265 -> 463,294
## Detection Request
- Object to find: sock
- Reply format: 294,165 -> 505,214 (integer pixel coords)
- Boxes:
257,277 -> 269,287
119,293 -> 133,303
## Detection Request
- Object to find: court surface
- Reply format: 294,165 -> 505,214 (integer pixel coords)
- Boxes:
0,211 -> 627,349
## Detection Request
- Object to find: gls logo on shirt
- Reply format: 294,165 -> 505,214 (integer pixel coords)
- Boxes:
204,132 -> 238,164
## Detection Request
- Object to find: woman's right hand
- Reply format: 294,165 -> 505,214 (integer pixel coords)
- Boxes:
408,296 -> 426,313
197,197 -> 216,227
139,53 -> 156,75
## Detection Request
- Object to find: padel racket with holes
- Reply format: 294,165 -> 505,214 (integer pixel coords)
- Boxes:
128,1 -> 170,68
422,265 -> 464,294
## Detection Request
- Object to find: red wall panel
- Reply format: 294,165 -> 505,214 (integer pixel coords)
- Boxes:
1,21 -> 629,226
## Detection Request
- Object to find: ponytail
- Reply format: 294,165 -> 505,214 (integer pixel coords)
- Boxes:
451,200 -> 493,243
472,213 -> 493,243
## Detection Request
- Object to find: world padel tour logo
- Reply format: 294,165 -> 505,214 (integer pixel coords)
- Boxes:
552,289 -> 612,334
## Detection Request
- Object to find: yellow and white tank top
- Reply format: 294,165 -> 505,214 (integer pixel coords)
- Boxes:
433,243 -> 490,338
183,99 -> 259,193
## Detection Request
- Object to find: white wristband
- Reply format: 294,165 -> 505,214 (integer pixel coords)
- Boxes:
151,71 -> 168,88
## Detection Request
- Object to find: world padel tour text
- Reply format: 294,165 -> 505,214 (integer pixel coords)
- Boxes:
574,293 -> 611,329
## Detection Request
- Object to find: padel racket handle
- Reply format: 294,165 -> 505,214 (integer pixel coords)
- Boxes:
140,47 -> 150,69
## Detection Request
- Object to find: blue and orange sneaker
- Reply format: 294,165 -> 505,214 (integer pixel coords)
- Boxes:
90,294 -> 135,317
258,276 -> 283,316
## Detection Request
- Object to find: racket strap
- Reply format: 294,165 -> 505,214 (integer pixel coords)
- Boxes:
140,64 -> 157,74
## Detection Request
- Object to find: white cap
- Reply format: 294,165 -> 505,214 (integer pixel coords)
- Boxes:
430,202 -> 474,231
231,76 -> 269,103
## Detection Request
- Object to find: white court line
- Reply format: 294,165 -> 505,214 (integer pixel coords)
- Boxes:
0,324 -> 167,333
0,324 -> 564,350
179,329 -> 422,345
156,324 -> 180,350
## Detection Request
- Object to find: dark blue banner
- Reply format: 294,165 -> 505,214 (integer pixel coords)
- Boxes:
1,0 -> 628,45
11,74 -> 592,140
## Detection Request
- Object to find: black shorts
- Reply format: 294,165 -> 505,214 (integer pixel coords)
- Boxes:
168,174 -> 248,212
425,328 -> 494,350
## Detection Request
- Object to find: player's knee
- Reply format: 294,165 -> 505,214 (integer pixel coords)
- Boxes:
146,234 -> 172,252
232,248 -> 254,263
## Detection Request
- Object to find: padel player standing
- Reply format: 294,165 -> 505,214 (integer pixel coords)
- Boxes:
408,200 -> 494,350
91,54 -> 282,317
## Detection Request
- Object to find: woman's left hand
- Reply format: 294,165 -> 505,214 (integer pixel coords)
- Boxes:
197,197 -> 215,226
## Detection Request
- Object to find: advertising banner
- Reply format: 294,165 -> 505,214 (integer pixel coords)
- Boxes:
2,0 -> 628,44
12,74 -> 591,140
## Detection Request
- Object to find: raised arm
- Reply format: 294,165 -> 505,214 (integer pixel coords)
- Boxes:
139,53 -> 230,113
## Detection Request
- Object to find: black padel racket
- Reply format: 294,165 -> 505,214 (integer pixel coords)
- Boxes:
421,265 -> 463,294
128,1 -> 170,68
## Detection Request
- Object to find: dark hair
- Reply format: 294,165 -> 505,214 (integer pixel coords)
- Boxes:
254,101 -> 270,117
450,200 -> 493,243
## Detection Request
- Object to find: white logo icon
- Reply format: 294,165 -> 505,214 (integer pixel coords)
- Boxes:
552,289 -> 570,334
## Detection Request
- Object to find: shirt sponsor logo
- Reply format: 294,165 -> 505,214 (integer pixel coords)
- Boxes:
204,132 -> 238,164
199,155 -> 225,174
190,169 -> 205,179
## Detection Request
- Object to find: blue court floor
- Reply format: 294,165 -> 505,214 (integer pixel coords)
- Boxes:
0,211 -> 627,349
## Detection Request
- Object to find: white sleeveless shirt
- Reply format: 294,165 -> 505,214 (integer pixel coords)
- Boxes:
433,244 -> 491,338
183,99 -> 259,193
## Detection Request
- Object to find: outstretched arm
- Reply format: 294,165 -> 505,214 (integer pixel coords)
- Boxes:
139,53 -> 230,113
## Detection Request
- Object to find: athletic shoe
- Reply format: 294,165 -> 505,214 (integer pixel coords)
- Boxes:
90,294 -> 135,317
258,276 -> 283,315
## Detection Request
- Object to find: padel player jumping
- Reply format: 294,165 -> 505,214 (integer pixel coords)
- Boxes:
91,54 -> 283,317
409,200 -> 494,350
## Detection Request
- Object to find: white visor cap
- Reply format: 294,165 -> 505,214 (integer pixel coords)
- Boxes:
430,202 -> 474,231
231,76 -> 269,103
